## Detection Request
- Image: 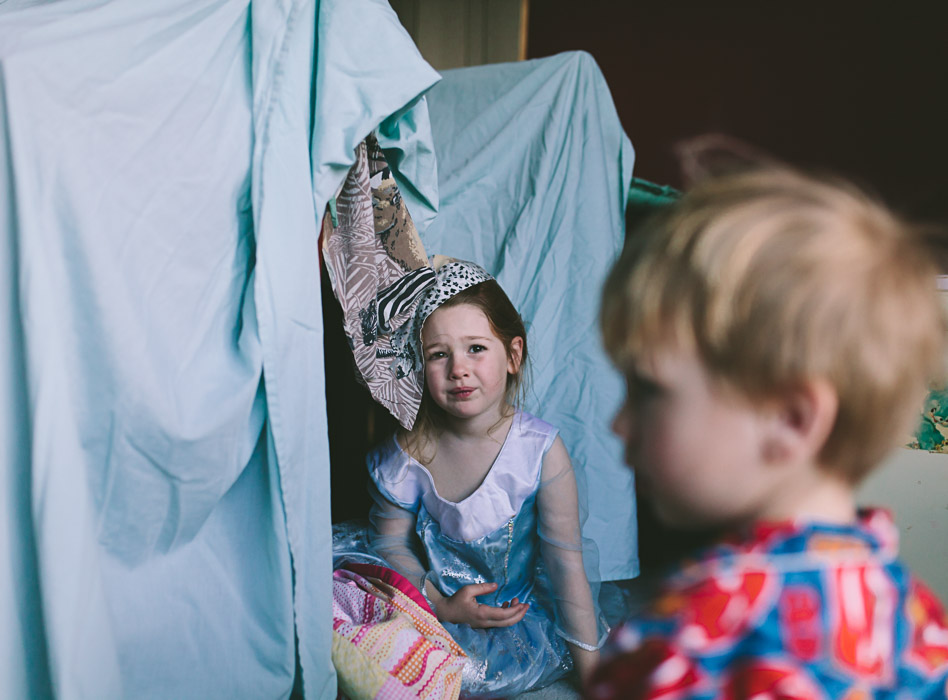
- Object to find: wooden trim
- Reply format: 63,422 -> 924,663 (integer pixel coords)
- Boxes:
518,0 -> 529,60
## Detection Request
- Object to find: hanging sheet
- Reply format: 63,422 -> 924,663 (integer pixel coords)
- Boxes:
284,1 -> 440,695
0,0 -> 440,697
421,52 -> 639,582
1,3 -> 271,697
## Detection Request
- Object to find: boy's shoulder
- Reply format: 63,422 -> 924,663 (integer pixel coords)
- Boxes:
588,511 -> 948,699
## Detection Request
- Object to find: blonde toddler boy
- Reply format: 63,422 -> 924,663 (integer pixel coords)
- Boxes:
588,168 -> 948,699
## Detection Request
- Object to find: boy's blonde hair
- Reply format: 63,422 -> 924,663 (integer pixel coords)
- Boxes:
602,167 -> 946,482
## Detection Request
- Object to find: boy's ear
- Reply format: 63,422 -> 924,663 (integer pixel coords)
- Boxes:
761,379 -> 838,466
507,337 -> 524,375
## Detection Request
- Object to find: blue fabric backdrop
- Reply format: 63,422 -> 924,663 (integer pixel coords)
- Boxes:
0,0 -> 437,697
0,1 -> 636,696
421,53 -> 639,582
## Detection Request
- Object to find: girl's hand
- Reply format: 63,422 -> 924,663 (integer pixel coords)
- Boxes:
435,582 -> 529,628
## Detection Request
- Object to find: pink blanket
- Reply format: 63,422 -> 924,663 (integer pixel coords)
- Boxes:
332,566 -> 466,700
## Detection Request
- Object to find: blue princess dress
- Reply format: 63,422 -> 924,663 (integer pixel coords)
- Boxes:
364,412 -> 608,697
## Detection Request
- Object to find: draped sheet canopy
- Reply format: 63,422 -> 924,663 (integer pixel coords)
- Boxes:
0,0 -> 635,696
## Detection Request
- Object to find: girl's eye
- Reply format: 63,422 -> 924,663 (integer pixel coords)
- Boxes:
427,351 -> 447,361
469,344 -> 486,353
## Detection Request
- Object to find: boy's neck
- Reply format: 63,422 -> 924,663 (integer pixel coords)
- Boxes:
756,465 -> 857,526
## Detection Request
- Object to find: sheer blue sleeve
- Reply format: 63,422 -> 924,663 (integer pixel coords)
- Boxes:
537,436 -> 609,651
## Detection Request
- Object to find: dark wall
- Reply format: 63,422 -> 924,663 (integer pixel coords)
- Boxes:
529,1 -> 948,225
323,265 -> 399,524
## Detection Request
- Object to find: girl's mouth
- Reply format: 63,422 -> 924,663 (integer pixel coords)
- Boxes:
449,387 -> 475,399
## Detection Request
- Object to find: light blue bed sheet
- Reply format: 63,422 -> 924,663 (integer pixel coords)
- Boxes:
421,52 -> 639,582
0,0 -> 437,698
1,2 -> 636,697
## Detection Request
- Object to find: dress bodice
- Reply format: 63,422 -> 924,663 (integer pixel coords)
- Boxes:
368,412 -> 557,604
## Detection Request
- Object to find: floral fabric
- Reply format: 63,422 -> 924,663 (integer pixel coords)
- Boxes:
588,509 -> 948,699
322,133 -> 435,429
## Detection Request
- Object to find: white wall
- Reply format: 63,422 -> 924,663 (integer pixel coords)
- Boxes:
858,447 -> 948,599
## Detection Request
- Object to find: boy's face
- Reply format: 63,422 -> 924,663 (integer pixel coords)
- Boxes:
611,347 -> 779,530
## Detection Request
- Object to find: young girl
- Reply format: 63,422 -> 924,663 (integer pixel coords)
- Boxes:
366,258 -> 606,697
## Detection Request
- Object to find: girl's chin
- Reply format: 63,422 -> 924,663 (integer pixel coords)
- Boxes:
439,403 -> 480,418
439,403 -> 509,423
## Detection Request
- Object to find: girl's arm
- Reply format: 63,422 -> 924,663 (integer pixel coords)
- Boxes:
367,481 -> 429,588
369,482 -> 528,628
536,436 -> 603,683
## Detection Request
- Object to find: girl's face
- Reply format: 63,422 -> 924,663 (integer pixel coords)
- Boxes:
422,303 -> 522,424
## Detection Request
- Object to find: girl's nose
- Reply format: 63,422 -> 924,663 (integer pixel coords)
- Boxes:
449,357 -> 469,379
